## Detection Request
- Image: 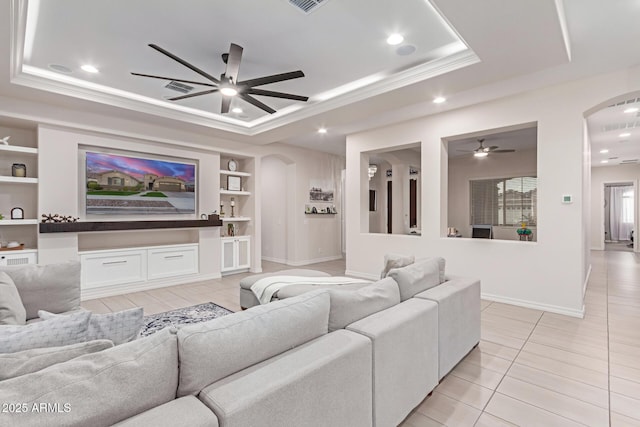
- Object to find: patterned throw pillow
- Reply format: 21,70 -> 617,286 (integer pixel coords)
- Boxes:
0,310 -> 91,353
0,272 -> 27,325
380,253 -> 415,278
39,308 -> 144,345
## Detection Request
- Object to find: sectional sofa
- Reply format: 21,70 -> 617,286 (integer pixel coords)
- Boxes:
0,258 -> 480,427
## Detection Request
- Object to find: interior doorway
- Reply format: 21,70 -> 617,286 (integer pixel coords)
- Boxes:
604,182 -> 635,252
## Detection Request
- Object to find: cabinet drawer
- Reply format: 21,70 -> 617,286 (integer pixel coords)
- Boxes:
81,250 -> 146,289
147,245 -> 198,280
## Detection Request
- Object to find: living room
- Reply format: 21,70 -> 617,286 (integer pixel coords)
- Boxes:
2,0 -> 640,426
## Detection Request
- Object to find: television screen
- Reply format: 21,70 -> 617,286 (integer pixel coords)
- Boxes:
472,225 -> 492,239
86,151 -> 196,215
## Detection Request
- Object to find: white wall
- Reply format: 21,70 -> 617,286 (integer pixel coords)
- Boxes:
346,66 -> 640,317
590,164 -> 640,250
448,148 -> 537,240
261,156 -> 288,263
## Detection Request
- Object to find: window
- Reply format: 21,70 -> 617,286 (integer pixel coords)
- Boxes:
470,176 -> 537,226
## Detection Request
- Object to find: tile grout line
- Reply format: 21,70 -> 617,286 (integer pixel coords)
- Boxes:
605,253 -> 611,427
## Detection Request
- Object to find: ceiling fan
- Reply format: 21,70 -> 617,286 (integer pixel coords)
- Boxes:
131,43 -> 308,114
459,139 -> 516,157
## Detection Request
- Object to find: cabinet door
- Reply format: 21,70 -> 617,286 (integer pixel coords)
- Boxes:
221,239 -> 236,272
236,237 -> 250,269
0,252 -> 37,266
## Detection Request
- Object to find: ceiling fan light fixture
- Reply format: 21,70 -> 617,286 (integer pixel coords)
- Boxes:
220,86 -> 238,97
368,164 -> 378,180
474,151 -> 488,158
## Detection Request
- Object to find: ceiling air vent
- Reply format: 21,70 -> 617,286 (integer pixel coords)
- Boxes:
607,97 -> 640,108
288,0 -> 328,14
165,81 -> 193,94
602,121 -> 640,132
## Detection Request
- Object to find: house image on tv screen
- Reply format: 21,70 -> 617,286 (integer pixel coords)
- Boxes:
86,151 -> 196,215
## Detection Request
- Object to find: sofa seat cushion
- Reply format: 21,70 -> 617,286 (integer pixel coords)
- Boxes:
199,330 -> 372,427
0,271 -> 26,325
388,257 -> 446,301
239,269 -> 332,309
414,276 -> 481,378
177,290 -> 330,397
0,310 -> 92,353
0,261 -> 81,320
0,339 -> 114,380
39,307 -> 144,345
0,328 -> 179,427
327,277 -> 400,332
112,396 -> 218,427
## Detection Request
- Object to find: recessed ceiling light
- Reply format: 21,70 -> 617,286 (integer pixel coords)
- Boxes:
474,152 -> 488,158
386,34 -> 404,46
433,96 -> 446,104
601,160 -> 609,163
220,87 -> 238,97
318,128 -> 327,134
600,149 -> 609,153
80,64 -> 99,73
619,132 -> 631,137
231,107 -> 243,114
623,107 -> 639,114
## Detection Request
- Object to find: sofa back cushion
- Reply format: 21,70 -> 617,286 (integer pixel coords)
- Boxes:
177,290 -> 330,397
388,257 -> 446,301
0,339 -> 114,381
0,328 -> 179,427
327,277 -> 401,331
0,261 -> 81,320
0,271 -> 27,325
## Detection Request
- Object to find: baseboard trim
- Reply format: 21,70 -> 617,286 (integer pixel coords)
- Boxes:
81,272 -> 222,300
345,270 -> 379,281
481,292 -> 585,318
261,256 -> 288,264
583,264 -> 592,297
285,255 -> 343,267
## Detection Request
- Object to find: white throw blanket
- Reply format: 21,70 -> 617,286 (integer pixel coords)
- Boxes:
251,276 -> 371,305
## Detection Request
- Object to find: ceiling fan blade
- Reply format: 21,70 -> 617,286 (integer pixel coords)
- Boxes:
221,96 -> 231,114
487,146 -> 499,151
224,43 -> 243,84
167,88 -> 219,101
130,72 -> 216,87
149,44 -> 220,84
491,149 -> 516,153
239,70 -> 305,88
239,94 -> 276,114
248,88 -> 308,101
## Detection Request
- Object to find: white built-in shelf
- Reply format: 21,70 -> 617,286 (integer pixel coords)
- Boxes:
221,217 -> 251,222
0,219 -> 39,225
220,170 -> 251,177
0,145 -> 38,155
220,190 -> 251,196
0,176 -> 38,184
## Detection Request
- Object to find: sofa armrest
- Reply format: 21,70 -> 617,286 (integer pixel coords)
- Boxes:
112,396 -> 218,427
199,330 -> 372,427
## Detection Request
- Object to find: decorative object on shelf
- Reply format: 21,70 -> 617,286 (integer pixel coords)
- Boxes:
0,242 -> 25,251
227,175 -> 241,191
386,169 -> 392,177
368,164 -> 377,180
219,203 -> 225,218
0,136 -> 9,145
230,197 -> 236,217
40,213 -> 79,223
311,206 -> 318,214
200,214 -> 208,219
10,207 -> 24,220
309,180 -> 334,202
227,223 -> 235,237
11,163 -> 26,177
517,222 -> 533,241
305,205 -> 311,214
0,213 -> 3,220
228,159 -> 238,172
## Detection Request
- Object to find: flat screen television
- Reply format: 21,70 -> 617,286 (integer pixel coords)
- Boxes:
472,225 -> 493,239
85,151 -> 196,215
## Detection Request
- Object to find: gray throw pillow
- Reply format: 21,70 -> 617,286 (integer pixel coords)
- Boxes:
388,257 -> 446,301
380,254 -> 415,279
327,277 -> 401,331
0,339 -> 114,380
0,310 -> 91,353
39,307 -> 144,345
0,261 -> 81,320
0,272 -> 27,325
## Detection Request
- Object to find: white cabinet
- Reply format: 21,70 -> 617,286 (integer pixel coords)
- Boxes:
0,249 -> 37,266
80,244 -> 199,290
221,236 -> 250,273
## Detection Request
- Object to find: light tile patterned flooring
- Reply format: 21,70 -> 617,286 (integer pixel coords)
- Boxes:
84,253 -> 640,426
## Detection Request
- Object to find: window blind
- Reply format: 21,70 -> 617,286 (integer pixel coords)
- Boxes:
470,176 -> 537,226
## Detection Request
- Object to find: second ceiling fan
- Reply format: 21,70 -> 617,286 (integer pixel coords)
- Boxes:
461,139 -> 516,157
132,43 -> 308,114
